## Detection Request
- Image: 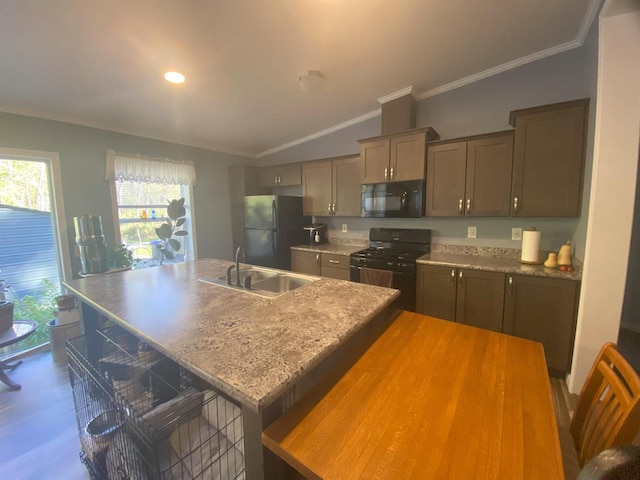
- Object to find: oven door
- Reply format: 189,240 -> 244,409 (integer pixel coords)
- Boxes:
350,261 -> 417,312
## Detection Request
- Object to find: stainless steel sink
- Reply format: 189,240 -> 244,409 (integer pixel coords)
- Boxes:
216,267 -> 278,285
251,274 -> 314,293
199,267 -> 318,298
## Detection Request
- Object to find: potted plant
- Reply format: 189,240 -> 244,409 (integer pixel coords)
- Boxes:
155,198 -> 189,265
107,244 -> 133,270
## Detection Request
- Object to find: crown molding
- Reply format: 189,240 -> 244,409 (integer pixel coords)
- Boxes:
376,86 -> 415,105
256,109 -> 381,158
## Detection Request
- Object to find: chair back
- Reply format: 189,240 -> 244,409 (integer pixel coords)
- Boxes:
570,342 -> 640,466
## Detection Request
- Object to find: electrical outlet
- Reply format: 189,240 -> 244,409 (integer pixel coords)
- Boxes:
512,228 -> 523,241
342,224 -> 348,233
467,226 -> 477,239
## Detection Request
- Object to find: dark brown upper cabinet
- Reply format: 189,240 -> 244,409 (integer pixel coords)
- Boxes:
509,99 -> 589,217
426,132 -> 514,216
359,127 -> 439,184
302,155 -> 362,217
258,163 -> 302,188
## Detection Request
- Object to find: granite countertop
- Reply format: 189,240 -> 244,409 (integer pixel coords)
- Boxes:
418,245 -> 582,281
290,244 -> 365,255
63,259 -> 399,412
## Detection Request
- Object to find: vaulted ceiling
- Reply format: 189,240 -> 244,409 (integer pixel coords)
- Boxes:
0,0 -> 599,157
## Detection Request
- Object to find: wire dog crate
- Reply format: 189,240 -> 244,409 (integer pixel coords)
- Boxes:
66,326 -> 245,479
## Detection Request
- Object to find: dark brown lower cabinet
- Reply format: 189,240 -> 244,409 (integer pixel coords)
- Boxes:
503,275 -> 579,373
456,269 -> 505,332
416,264 -> 457,321
291,250 -> 321,276
416,265 -> 505,332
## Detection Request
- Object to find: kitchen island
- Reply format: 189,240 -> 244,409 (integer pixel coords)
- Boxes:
63,258 -> 399,479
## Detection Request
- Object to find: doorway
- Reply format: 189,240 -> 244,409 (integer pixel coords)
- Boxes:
0,148 -> 71,358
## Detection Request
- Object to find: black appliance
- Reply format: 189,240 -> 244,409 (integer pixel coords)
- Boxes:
244,195 -> 309,270
360,180 -> 424,218
304,223 -> 328,246
350,228 -> 431,312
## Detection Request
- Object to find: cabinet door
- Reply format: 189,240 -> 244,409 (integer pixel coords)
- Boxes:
510,101 -> 588,217
258,166 -> 279,188
302,161 -> 333,216
455,269 -> 505,332
503,275 -> 578,373
291,250 -> 321,276
361,138 -> 390,183
416,264 -> 457,321
321,265 -> 351,281
425,141 -> 467,216
466,133 -> 513,216
332,155 -> 363,216
390,131 -> 426,181
277,164 -> 302,187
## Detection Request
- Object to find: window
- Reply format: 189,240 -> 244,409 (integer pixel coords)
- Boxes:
106,151 -> 196,266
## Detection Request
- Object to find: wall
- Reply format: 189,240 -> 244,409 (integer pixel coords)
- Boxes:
568,2 -> 640,393
260,23 -> 600,260
0,112 -> 252,276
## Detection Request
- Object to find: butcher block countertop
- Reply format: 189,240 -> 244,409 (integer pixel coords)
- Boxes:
262,311 -> 564,479
63,259 -> 399,412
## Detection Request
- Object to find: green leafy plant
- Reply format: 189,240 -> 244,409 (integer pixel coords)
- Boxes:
10,279 -> 60,349
107,244 -> 133,269
155,198 -> 188,265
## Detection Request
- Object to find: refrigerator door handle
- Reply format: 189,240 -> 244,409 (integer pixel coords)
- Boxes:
272,199 -> 278,255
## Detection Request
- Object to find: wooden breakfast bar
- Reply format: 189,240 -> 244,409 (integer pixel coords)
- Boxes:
262,311 -> 564,479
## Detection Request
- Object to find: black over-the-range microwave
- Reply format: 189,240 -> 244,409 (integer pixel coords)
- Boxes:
360,180 -> 424,218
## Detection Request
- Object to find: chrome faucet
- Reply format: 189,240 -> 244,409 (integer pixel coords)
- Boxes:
235,246 -> 245,287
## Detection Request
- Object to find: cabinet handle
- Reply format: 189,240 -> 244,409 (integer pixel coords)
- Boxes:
278,175 -> 281,184
390,166 -> 394,180
466,198 -> 471,214
384,166 -> 388,180
508,276 -> 513,295
458,199 -> 463,214
329,259 -> 340,264
513,196 -> 518,214
274,175 -> 278,184
316,254 -> 320,264
328,203 -> 332,215
458,270 -> 463,288
450,269 -> 456,287
332,203 -> 336,215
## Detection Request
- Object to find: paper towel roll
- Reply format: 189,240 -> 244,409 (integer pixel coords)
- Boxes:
520,228 -> 541,263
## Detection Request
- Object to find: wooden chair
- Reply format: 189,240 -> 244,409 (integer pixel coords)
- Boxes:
570,342 -> 640,467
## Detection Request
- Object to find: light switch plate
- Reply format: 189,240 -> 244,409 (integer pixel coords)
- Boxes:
342,224 -> 348,233
512,228 -> 523,241
467,226 -> 477,239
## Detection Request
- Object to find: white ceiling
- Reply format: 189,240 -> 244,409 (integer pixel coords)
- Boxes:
0,0 -> 599,158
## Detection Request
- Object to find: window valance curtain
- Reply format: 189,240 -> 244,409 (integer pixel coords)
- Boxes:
105,150 -> 196,186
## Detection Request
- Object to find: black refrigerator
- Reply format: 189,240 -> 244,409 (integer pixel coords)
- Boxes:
244,195 -> 309,270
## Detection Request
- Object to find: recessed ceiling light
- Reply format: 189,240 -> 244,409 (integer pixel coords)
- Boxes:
164,71 -> 185,84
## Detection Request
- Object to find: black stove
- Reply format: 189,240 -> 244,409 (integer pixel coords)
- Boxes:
350,228 -> 431,311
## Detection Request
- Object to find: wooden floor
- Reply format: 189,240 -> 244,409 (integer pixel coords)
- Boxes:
0,350 -> 90,480
0,339 -> 637,480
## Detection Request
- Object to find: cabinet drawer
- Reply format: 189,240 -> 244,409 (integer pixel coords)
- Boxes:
321,266 -> 351,281
320,254 -> 350,269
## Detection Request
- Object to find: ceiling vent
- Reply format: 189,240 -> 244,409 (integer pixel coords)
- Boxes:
378,86 -> 417,135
